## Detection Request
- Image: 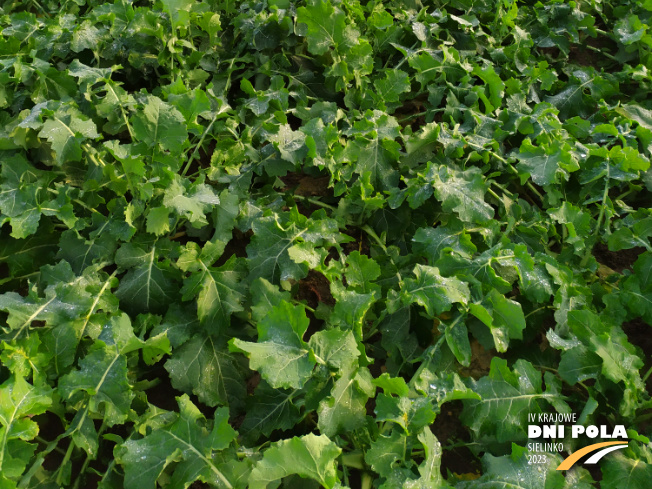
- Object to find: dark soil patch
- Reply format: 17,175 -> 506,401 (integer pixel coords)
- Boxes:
297,270 -> 334,309
247,371 -> 261,396
280,173 -> 332,197
297,270 -> 332,340
190,482 -> 211,488
537,46 -> 561,61
340,226 -> 370,257
594,243 -> 643,274
622,318 -> 652,392
215,229 -> 252,267
0,262 -> 10,282
394,94 -> 429,131
143,363 -> 183,412
569,35 -> 617,69
183,140 -> 216,177
287,112 -> 303,131
432,401 -> 481,478
629,191 -> 652,210
459,339 -> 494,380
32,411 -> 66,472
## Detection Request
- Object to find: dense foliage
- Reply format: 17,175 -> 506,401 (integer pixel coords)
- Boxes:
1,0 -> 652,487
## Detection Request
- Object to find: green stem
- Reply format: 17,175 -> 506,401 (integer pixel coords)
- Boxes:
35,437 -> 66,455
360,225 -> 386,252
490,180 -> 514,197
30,0 -> 49,16
341,451 -> 365,470
72,454 -> 92,489
643,365 -> 652,383
586,45 -> 619,63
98,460 -> 116,487
292,195 -> 336,211
361,472 -> 374,489
387,41 -> 419,70
72,420 -> 106,489
106,83 -> 134,139
55,439 -> 75,485
525,306 -> 553,318
83,143 -> 106,168
74,198 -> 101,215
181,114 -> 220,177
490,151 -> 545,203
397,107 -> 445,124
487,187 -> 503,203
581,176 -> 610,267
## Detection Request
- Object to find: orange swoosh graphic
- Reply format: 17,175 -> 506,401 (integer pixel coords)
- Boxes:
556,441 -> 628,470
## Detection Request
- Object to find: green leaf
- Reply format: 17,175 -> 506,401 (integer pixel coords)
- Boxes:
240,381 -> 301,444
374,393 -> 436,433
401,264 -> 470,317
405,428 -> 446,488
230,301 -> 315,389
428,163 -> 494,223
266,124 -> 307,165
442,312 -> 472,366
160,0 -> 194,30
116,396 -> 236,489
461,358 -> 569,444
249,434 -> 341,489
413,367 -> 480,406
0,225 -> 57,279
512,245 -> 554,303
180,249 -> 245,331
330,286 -> 377,340
601,452 -> 652,489
0,155 -> 49,239
544,69 -> 617,120
344,111 -> 400,190
566,310 -> 644,390
469,289 -> 526,352
168,88 -> 212,134
374,69 -> 411,103
616,104 -> 652,131
57,227 -> 117,275
549,202 -> 593,254
473,64 -> 505,113
317,366 -> 374,437
163,176 -> 220,226
58,341 -> 133,426
165,333 -> 245,409
131,95 -> 188,154
365,430 -> 405,477
114,242 -> 179,315
614,15 -> 648,45
296,0 -> 350,55
0,280 -> 87,341
457,446 -> 564,489
308,328 -> 359,370
71,20 -> 104,53
557,346 -> 602,384
0,376 -> 52,478
249,278 -> 292,322
0,335 -> 50,378
516,139 -> 577,186
146,206 -> 171,236
412,223 -> 477,263
39,103 -> 99,164
344,251 -> 381,293
608,216 -> 652,251
247,209 -> 344,284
